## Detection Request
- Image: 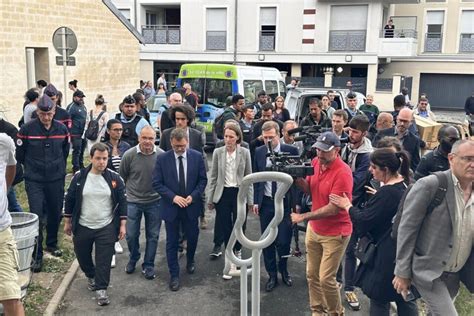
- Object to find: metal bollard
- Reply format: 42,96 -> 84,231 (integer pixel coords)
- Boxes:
224,172 -> 293,316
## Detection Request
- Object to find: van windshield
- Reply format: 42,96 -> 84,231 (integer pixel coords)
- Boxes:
181,78 -> 232,108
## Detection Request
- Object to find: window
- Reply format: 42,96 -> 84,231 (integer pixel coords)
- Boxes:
146,12 -> 157,26
206,8 -> 227,50
119,9 -> 131,22
265,80 -> 278,101
259,7 -> 276,51
279,81 -> 286,98
329,5 -> 367,51
425,11 -> 444,52
206,79 -> 232,107
243,80 -> 264,103
460,10 -> 474,52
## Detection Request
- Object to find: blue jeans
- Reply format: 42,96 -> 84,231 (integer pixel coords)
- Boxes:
7,186 -> 23,212
125,201 -> 161,269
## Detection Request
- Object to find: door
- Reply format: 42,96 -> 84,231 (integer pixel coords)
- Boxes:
419,73 -> 474,110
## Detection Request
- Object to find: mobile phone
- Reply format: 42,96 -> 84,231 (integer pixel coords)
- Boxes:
403,286 -> 421,302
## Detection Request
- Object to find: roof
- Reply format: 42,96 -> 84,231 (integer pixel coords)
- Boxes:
102,0 -> 145,44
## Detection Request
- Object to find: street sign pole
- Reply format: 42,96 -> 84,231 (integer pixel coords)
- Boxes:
61,27 -> 68,103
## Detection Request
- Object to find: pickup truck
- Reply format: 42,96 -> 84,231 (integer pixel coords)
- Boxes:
285,87 -> 365,123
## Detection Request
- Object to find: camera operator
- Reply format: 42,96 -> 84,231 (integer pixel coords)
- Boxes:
339,114 -> 373,310
291,131 -> 353,316
253,121 -> 299,292
281,120 -> 303,154
300,98 -> 331,128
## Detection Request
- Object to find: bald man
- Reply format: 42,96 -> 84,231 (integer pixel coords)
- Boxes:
373,108 -> 421,170
160,92 -> 184,132
376,112 -> 393,131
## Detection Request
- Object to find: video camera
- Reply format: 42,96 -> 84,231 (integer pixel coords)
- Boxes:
288,125 -> 349,159
265,142 -> 314,178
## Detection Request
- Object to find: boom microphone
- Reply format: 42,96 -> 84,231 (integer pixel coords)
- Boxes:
287,127 -> 304,135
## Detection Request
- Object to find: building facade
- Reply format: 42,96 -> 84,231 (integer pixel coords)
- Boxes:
0,0 -> 142,123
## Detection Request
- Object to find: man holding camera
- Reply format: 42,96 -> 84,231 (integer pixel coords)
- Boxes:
292,131 -> 353,316
253,121 -> 299,292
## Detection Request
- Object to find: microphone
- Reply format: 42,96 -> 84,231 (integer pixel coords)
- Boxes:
287,127 -> 304,135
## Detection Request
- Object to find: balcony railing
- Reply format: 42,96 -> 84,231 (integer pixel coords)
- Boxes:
379,29 -> 417,39
142,25 -> 180,44
460,33 -> 474,53
424,32 -> 443,52
259,30 -> 276,51
329,30 -> 366,51
206,31 -> 226,50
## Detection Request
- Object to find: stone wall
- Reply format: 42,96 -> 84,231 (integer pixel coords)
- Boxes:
0,0 -> 140,123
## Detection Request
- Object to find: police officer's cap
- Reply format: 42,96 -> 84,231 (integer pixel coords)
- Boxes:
44,84 -> 58,97
346,92 -> 357,99
37,95 -> 55,112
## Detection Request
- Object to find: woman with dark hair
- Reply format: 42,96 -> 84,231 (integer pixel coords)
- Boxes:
102,119 -> 130,266
207,124 -> 253,279
329,148 -> 418,316
68,79 -> 78,92
273,96 -> 290,122
157,82 -> 166,95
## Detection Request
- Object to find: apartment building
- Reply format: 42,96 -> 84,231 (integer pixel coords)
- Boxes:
0,0 -> 142,122
113,0 -> 473,110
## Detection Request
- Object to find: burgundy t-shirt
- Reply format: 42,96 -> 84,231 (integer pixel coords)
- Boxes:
306,156 -> 353,236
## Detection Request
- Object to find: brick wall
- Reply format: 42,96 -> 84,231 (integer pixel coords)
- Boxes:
0,0 -> 140,123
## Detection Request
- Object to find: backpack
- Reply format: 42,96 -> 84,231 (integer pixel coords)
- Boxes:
391,172 -> 448,241
85,111 -> 105,141
213,107 -> 234,140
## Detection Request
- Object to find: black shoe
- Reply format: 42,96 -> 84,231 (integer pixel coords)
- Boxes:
169,277 -> 180,291
209,245 -> 222,260
281,273 -> 293,287
46,247 -> 63,257
265,276 -> 278,292
186,262 -> 195,274
32,259 -> 43,273
125,261 -> 136,274
142,267 -> 156,280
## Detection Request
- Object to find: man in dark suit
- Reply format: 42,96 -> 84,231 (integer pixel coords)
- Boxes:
152,128 -> 208,291
253,120 -> 299,292
250,103 -> 283,158
373,108 -> 421,171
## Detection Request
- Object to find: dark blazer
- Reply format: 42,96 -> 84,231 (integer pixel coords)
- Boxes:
152,148 -> 208,222
373,127 -> 421,171
253,143 -> 299,208
159,127 -> 208,169
250,119 -> 284,152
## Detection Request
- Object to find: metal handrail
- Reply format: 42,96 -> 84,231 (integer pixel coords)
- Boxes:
224,172 -> 293,316
380,28 -> 417,39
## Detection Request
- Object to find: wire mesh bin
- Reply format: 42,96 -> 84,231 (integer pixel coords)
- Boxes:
10,213 -> 39,298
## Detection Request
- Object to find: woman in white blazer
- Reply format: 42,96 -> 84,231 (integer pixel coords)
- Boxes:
207,123 -> 253,279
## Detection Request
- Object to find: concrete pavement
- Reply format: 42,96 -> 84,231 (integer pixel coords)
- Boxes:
58,212 -> 371,315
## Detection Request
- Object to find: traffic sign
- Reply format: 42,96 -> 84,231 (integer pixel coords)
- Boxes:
52,27 -> 78,56
55,56 -> 76,66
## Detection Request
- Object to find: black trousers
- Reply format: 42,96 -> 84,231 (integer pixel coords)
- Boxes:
213,187 -> 246,251
25,179 -> 64,260
73,223 -> 115,290
71,137 -> 86,171
260,196 -> 292,277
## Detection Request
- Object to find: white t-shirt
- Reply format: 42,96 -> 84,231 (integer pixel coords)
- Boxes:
79,172 -> 113,230
0,133 -> 16,231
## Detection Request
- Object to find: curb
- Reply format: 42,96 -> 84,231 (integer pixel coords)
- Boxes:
44,259 -> 79,316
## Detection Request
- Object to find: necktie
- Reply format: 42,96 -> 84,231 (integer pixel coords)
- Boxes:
272,182 -> 277,196
178,156 -> 185,196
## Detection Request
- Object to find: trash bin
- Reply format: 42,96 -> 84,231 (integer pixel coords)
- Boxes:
10,213 -> 39,298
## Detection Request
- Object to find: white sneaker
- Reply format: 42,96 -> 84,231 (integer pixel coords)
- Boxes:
111,255 -> 116,268
114,242 -> 123,254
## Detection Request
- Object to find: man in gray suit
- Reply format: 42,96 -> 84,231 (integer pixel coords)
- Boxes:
393,139 -> 474,315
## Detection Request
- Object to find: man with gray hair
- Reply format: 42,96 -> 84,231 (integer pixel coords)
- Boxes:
394,139 -> 474,315
253,120 -> 299,292
152,128 -> 207,291
120,126 -> 164,279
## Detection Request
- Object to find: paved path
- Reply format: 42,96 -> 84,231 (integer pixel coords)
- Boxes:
59,213 -> 370,315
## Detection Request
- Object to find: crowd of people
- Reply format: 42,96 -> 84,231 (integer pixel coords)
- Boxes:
0,79 -> 472,315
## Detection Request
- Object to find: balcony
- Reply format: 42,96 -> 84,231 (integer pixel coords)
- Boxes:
259,30 -> 276,51
460,33 -> 474,53
378,28 -> 418,57
206,31 -> 226,50
424,32 -> 443,52
142,25 -> 180,44
329,30 -> 366,52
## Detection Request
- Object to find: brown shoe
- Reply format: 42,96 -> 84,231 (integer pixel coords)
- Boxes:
200,216 -> 208,229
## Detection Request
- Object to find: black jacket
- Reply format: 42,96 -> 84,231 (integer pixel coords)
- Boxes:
414,147 -> 449,180
64,166 -> 127,234
300,112 -> 331,128
67,101 -> 87,137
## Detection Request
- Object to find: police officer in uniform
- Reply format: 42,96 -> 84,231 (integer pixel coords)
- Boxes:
16,95 -> 69,272
32,84 -> 72,131
115,95 -> 149,147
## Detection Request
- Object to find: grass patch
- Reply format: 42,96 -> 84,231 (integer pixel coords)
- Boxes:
455,284 -> 474,316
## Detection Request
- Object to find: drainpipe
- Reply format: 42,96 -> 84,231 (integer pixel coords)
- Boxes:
134,0 -> 138,29
233,0 -> 238,64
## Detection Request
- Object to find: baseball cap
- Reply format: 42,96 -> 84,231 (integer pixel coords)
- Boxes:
44,84 -> 58,97
346,92 -> 357,99
313,132 -> 341,152
73,90 -> 86,98
37,95 -> 55,112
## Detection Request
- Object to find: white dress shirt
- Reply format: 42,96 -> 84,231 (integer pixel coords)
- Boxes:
224,149 -> 238,187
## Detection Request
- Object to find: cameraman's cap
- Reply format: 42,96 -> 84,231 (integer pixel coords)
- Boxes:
73,90 -> 86,98
314,131 -> 341,152
37,95 -> 55,112
44,84 -> 58,97
346,92 -> 357,99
